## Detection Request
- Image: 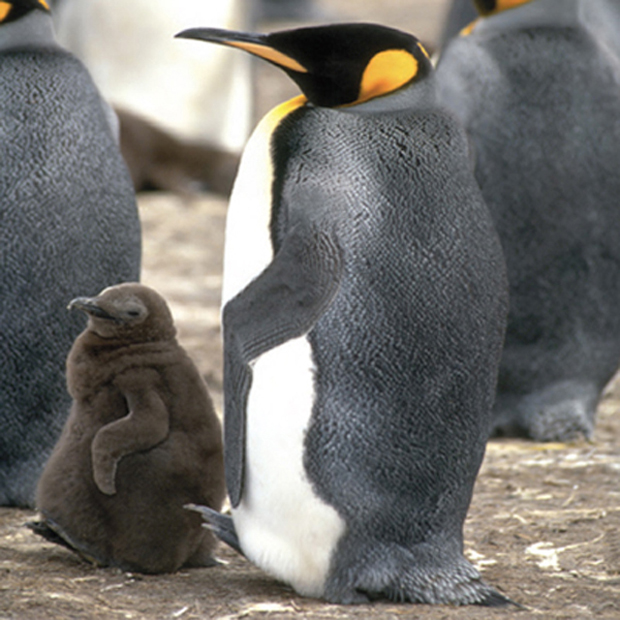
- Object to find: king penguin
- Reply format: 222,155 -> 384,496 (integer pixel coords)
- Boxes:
177,23 -> 510,605
0,0 -> 141,506
436,0 -> 620,441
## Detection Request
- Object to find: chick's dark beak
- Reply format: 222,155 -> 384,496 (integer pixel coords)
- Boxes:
68,297 -> 116,320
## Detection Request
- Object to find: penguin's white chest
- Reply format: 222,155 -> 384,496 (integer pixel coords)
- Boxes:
233,336 -> 345,597
222,98 -> 346,597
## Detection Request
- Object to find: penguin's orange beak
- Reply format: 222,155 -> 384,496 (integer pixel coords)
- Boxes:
175,27 -> 308,74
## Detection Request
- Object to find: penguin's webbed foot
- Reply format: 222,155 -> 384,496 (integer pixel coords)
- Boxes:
184,504 -> 243,556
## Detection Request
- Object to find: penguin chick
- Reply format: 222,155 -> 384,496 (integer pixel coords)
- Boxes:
0,0 -> 141,507
32,283 -> 225,574
436,0 -> 620,441
177,23 -> 511,606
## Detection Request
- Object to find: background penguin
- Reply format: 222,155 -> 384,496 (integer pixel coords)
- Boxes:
0,0 -> 141,507
437,0 -> 478,51
31,283 -> 225,574
177,23 -> 510,605
436,0 -> 620,441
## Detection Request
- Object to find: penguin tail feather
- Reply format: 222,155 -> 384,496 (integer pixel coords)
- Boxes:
184,503 -> 244,556
476,587 -> 521,608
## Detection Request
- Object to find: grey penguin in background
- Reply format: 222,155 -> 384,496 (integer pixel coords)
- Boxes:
31,284 -> 225,574
436,0 -> 620,441
177,23 -> 510,605
0,0 -> 141,507
437,0 -> 479,51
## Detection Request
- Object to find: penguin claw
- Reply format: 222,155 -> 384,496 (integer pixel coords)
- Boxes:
184,504 -> 243,556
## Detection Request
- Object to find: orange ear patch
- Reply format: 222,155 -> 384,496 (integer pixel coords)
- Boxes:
39,0 -> 50,9
357,49 -> 419,105
0,2 -> 11,21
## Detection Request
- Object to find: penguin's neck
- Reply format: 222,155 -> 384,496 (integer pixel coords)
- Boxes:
0,11 -> 58,53
339,75 -> 437,116
474,0 -> 582,35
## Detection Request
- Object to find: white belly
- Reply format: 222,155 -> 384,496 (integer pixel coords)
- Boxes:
232,336 -> 346,598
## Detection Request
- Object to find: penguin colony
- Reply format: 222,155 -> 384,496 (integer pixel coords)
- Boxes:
32,284 -> 225,574
4,0 -> 617,608
0,0 -> 141,507
178,23 -> 509,605
437,0 -> 620,441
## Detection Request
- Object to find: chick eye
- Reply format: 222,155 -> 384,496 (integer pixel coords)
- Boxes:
126,310 -> 141,317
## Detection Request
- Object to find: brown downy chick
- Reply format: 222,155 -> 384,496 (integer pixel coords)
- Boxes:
31,283 -> 225,574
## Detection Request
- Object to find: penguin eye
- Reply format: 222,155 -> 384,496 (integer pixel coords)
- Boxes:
126,310 -> 141,317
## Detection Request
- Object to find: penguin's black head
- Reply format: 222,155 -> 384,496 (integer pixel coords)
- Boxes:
176,23 -> 431,108
0,0 -> 50,25
473,0 -> 533,16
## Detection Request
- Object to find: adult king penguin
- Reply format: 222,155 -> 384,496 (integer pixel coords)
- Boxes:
437,0 -> 620,441
0,0 -> 141,506
178,24 -> 509,605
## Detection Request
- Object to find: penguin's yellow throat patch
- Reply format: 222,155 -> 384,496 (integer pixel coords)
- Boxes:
355,48 -> 420,106
0,2 -> 11,21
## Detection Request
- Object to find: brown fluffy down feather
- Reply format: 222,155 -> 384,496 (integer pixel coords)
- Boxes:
33,283 -> 226,574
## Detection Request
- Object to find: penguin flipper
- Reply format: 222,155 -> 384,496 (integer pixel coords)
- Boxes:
91,371 -> 169,495
223,223 -> 343,508
185,504 -> 243,555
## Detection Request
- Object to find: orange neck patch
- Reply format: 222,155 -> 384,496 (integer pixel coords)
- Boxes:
261,94 -> 307,134
39,0 -> 50,9
356,49 -> 418,106
0,2 -> 11,21
460,20 -> 478,36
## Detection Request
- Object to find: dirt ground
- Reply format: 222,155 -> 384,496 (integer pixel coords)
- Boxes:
2,1 -> 620,618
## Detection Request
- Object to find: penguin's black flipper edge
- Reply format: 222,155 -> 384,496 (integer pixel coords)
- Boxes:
223,222 -> 343,507
185,504 -> 243,556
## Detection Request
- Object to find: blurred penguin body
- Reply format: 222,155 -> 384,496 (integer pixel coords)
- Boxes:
34,284 -> 225,574
53,0 -> 253,151
437,0 -> 478,50
0,1 -> 140,507
437,0 -> 620,441
179,24 -> 510,605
